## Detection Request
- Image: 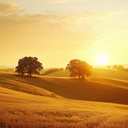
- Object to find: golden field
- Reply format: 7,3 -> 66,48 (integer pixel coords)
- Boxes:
0,70 -> 128,128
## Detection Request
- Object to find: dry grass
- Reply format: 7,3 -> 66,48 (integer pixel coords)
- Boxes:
46,68 -> 128,81
1,72 -> 127,104
0,72 -> 128,128
0,72 -> 58,97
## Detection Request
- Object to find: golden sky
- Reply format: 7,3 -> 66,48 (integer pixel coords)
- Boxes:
0,0 -> 128,67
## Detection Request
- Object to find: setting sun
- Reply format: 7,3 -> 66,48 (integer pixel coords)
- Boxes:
96,53 -> 109,66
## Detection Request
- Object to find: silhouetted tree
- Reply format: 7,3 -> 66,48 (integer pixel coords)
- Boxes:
66,59 -> 92,79
15,56 -> 43,76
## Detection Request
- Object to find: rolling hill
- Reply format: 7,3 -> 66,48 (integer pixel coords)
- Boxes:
0,71 -> 128,128
45,68 -> 128,81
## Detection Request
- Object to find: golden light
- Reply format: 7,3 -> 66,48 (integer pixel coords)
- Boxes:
96,53 -> 109,66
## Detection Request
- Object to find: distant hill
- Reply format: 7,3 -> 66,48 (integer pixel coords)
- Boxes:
43,70 -> 70,77
0,68 -> 15,72
45,68 -> 128,81
0,65 -> 8,69
42,68 -> 64,75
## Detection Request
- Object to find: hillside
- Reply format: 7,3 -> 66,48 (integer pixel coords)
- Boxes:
0,72 -> 128,104
0,72 -> 58,97
0,72 -> 128,128
45,68 -> 128,81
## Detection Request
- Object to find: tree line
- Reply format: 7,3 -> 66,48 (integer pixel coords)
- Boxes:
107,65 -> 128,72
15,56 -> 92,79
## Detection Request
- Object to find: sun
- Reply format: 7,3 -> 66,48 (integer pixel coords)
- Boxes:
96,53 -> 109,66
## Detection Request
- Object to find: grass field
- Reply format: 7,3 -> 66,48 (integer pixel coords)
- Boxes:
45,68 -> 128,81
0,70 -> 128,128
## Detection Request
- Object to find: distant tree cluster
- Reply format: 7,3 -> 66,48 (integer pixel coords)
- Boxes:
107,64 -> 128,72
15,56 -> 43,76
113,65 -> 128,71
66,59 -> 92,79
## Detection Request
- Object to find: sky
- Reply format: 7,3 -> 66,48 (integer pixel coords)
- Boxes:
0,0 -> 128,68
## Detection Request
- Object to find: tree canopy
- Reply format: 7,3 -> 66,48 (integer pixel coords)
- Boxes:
15,56 -> 43,76
66,59 -> 92,79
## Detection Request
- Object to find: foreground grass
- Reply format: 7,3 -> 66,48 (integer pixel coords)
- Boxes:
0,72 -> 128,128
0,87 -> 128,128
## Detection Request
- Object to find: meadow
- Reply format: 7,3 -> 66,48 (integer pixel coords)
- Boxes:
0,69 -> 128,128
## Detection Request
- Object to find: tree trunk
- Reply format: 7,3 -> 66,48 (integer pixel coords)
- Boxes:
21,72 -> 24,76
82,75 -> 85,79
29,73 -> 32,77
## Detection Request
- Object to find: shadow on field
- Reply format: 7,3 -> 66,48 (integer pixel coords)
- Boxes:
0,73 -> 128,105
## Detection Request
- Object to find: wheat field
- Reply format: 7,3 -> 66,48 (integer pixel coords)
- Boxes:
0,71 -> 128,128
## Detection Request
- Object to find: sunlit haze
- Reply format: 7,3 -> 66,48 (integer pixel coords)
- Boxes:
0,0 -> 128,68
96,53 -> 109,66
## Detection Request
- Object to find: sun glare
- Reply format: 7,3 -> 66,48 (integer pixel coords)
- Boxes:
96,53 -> 109,66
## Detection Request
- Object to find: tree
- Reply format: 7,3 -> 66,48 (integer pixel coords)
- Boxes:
15,56 -> 43,76
66,59 -> 92,79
